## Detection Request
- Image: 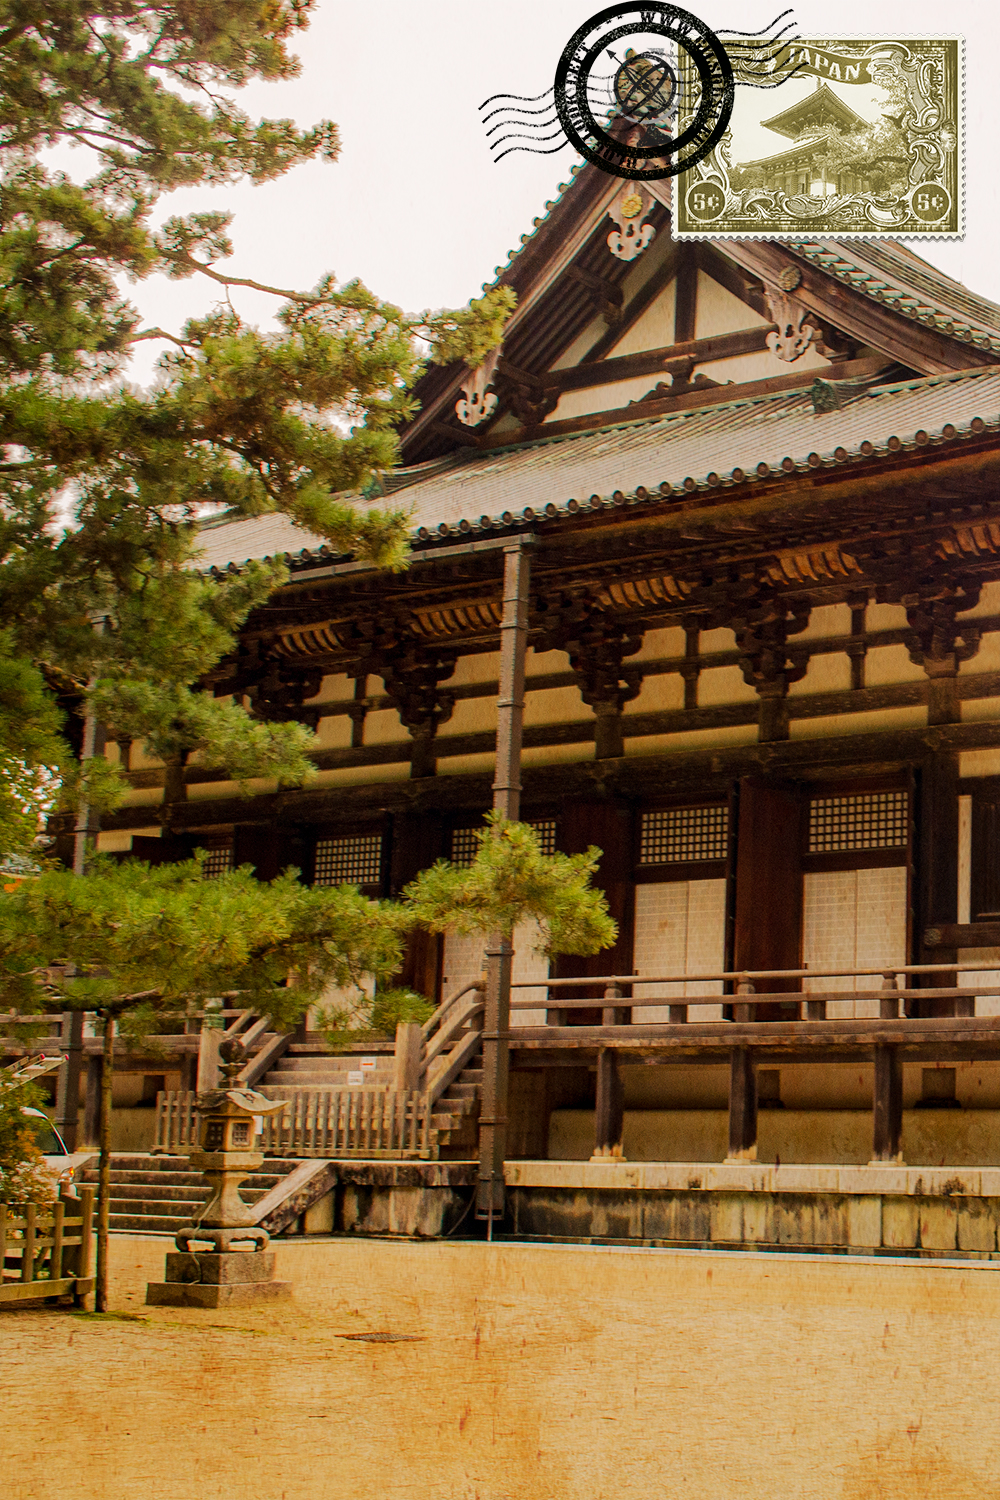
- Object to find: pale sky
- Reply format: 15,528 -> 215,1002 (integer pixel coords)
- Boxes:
108,1 -> 998,386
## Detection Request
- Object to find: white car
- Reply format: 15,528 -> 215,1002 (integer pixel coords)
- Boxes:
21,1106 -> 76,1185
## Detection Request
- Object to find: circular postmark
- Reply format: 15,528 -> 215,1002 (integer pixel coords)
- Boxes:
554,3 -> 734,182
614,49 -> 679,122
910,181 -> 951,223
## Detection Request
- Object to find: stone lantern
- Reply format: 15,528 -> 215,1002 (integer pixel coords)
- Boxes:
146,1040 -> 290,1309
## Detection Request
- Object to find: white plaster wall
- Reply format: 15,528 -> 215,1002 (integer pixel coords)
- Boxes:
628,674 -> 684,715
865,642 -> 926,685
450,651 -> 500,687
798,604 -> 852,640
313,713 -> 352,749
698,665 -> 756,705
306,672 -> 354,703
631,879 -> 727,1022
790,706 -> 926,740
694,272 -> 770,338
960,629 -> 1000,674
802,866 -> 908,1018
633,625 -> 685,662
442,920 -> 549,1024
606,282 -> 675,356
787,652 -> 852,697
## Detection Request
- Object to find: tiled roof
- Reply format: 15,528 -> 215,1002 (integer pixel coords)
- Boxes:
195,366 -> 1000,573
788,242 -> 1000,353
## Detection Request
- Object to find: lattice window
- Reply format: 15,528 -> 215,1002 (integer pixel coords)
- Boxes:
450,826 -> 480,866
313,833 -> 383,887
450,819 -> 557,866
808,791 -> 908,854
639,805 -> 728,866
201,844 -> 234,879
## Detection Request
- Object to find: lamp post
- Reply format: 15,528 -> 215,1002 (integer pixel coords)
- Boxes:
146,1041 -> 290,1308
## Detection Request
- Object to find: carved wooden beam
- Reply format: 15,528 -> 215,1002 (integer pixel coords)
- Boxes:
895,581 -> 983,723
732,599 -> 811,742
539,595 -> 644,758
565,264 -> 625,325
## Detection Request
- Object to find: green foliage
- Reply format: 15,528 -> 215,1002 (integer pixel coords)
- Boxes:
315,986 -> 433,1052
0,2 -> 515,834
371,987 -> 435,1033
0,1078 -> 56,1207
403,813 -> 618,956
89,682 -> 317,789
0,856 -> 413,1032
424,288 -> 518,369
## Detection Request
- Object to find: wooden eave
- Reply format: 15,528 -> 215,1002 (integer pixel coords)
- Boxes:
723,240 -> 983,376
206,435 -> 1000,683
400,164 -> 638,461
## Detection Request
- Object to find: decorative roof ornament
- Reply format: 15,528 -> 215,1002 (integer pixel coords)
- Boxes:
764,284 -> 823,363
456,346 -> 500,427
606,180 -> 656,262
810,378 -> 843,413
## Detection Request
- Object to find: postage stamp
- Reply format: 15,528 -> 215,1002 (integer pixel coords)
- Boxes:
673,37 -> 963,239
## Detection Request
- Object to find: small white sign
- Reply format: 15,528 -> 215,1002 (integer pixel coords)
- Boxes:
347,1069 -> 364,1085
360,1056 -> 377,1071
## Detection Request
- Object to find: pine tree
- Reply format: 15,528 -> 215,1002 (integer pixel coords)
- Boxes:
0,2 -> 514,844
403,813 -> 618,958
0,854 -> 413,1308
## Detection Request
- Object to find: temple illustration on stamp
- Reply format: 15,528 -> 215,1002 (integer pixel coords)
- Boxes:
674,37 -> 963,239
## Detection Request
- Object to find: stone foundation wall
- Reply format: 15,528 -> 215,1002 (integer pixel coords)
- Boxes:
506,1161 -> 1000,1257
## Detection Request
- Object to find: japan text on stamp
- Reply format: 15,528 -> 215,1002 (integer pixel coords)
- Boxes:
674,38 -> 963,239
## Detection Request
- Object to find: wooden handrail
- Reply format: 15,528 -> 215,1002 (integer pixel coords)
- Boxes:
509,985 -> 1000,1011
422,995 -> 485,1073
421,981 -> 485,1042
425,1027 -> 487,1107
511,961 -> 1000,989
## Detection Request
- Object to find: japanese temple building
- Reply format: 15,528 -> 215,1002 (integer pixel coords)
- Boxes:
90,153 -> 1000,1243
737,81 -> 873,197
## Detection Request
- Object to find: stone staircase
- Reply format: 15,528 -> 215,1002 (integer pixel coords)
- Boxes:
80,1154 -> 303,1234
261,1045 -> 482,1156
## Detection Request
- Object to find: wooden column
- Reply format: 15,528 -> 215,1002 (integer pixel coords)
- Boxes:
726,1048 -> 758,1162
553,802 -> 635,1023
82,1054 -> 102,1148
389,809 -> 446,1001
592,983 -> 628,1160
872,1044 -> 903,1162
477,537 -> 532,1223
916,753 -> 961,1017
54,1010 -> 84,1152
592,1049 -> 625,1160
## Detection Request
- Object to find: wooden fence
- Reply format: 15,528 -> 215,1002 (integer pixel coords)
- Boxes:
154,1091 -> 198,1152
0,1186 -> 95,1307
155,1089 -> 433,1159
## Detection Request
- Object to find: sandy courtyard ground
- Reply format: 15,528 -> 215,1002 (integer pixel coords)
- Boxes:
5,1232 -> 1000,1500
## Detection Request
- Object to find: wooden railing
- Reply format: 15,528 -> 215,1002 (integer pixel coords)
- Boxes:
420,983 -> 486,1104
508,962 -> 1000,1025
259,1088 -> 431,1158
154,1090 -> 198,1152
0,1186 -> 95,1306
507,962 -> 1000,1164
155,1088 -> 432,1158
